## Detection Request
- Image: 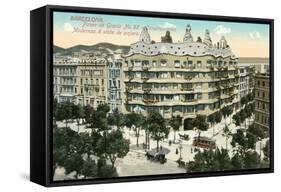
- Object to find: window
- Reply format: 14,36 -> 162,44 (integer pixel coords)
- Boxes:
160,59 -> 167,66
174,60 -> 180,68
198,104 -> 205,111
197,61 -> 202,67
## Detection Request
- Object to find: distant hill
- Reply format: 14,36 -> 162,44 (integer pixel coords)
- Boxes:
53,45 -> 65,53
53,43 -> 130,56
238,57 -> 269,64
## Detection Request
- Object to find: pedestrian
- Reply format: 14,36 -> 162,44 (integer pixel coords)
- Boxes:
176,148 -> 178,154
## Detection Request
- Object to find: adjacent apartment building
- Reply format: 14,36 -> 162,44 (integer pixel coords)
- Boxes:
53,54 -> 108,108
254,73 -> 270,131
121,25 -> 240,129
107,54 -> 122,112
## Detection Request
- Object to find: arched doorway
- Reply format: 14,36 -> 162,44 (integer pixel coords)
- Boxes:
184,118 -> 193,130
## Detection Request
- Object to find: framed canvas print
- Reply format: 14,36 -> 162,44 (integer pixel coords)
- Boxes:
30,5 -> 274,187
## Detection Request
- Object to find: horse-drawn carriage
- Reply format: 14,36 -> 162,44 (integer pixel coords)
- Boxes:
146,151 -> 167,164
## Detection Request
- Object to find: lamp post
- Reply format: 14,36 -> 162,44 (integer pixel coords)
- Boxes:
179,143 -> 183,160
258,137 -> 262,160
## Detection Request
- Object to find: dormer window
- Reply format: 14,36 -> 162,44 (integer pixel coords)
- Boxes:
160,59 -> 167,66
174,60 -> 180,68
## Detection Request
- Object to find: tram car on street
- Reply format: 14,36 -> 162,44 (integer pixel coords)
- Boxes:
192,136 -> 216,149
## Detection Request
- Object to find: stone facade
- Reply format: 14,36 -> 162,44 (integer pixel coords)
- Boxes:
254,73 -> 270,130
53,55 -> 107,108
121,25 -> 240,129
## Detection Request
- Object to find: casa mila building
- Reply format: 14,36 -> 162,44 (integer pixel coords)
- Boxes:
121,25 -> 240,129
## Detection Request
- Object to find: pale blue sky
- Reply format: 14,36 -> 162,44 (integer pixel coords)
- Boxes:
53,11 -> 270,57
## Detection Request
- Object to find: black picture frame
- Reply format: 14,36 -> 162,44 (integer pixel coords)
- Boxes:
30,4 -> 274,187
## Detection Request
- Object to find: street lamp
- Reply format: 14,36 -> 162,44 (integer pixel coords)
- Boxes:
179,143 -> 183,160
258,137 -> 262,160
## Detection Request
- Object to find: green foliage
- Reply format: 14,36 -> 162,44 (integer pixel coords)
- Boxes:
232,113 -> 242,127
53,103 -> 129,179
107,111 -> 125,129
170,115 -> 183,142
214,111 -> 222,124
83,105 -> 94,123
193,115 -> 208,131
244,151 -> 261,169
248,124 -> 265,139
231,129 -> 247,149
207,113 -> 215,127
55,102 -> 73,127
106,129 -> 130,167
263,140 -> 270,161
187,148 -> 232,172
97,158 -> 118,177
169,115 -> 182,132
147,111 -> 169,151
80,158 -> 98,179
64,152 -> 84,175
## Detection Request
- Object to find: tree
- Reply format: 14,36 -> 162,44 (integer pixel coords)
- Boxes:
83,105 -> 94,123
97,103 -> 110,114
147,111 -> 169,152
207,113 -> 216,136
72,104 -> 84,132
124,112 -> 145,147
79,132 -> 94,159
223,125 -> 231,150
244,151 -> 260,169
107,111 -> 124,130
239,110 -> 247,128
248,124 -> 265,139
53,98 -> 58,120
101,129 -> 130,167
240,96 -> 248,108
193,115 -> 208,131
221,106 -> 232,126
64,152 -> 84,178
56,102 -> 73,128
263,140 -> 270,161
246,92 -> 254,102
232,113 -> 242,128
89,109 -> 108,133
231,129 -> 247,151
80,158 -> 98,179
169,115 -> 182,143
97,158 -> 118,177
186,148 -> 232,172
231,153 -> 244,169
214,111 -> 222,125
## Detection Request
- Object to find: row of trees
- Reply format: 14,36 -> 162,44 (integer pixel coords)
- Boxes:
186,125 -> 269,172
232,103 -> 255,129
53,103 -> 130,179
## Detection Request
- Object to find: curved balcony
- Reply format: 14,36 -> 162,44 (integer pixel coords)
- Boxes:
143,88 -> 152,94
141,77 -> 150,82
142,99 -> 158,104
181,87 -> 194,92
142,66 -> 151,71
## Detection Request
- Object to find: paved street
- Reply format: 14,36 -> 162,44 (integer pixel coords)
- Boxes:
55,112 -> 267,178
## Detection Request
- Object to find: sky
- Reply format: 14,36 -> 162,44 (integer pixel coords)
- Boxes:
53,11 -> 270,58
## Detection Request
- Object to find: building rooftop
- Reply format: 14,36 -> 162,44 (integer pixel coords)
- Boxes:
126,25 -> 237,59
